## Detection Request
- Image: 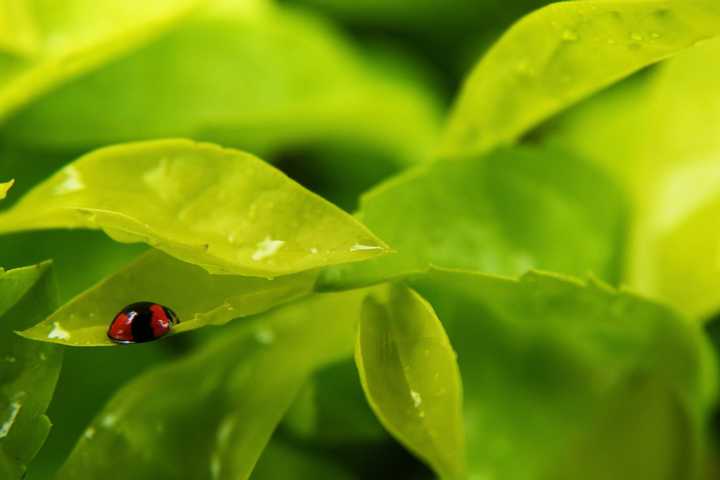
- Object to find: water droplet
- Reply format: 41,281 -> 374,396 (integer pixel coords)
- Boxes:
48,322 -> 70,340
650,32 -> 661,39
410,390 -> 423,408
0,401 -> 22,439
350,244 -> 383,252
84,427 -> 95,439
227,232 -> 238,244
39,353 -> 47,361
4,356 -> 15,363
53,166 -> 85,195
309,247 -> 319,254
254,328 -> 275,345
101,414 -> 117,428
251,237 -> 285,261
562,29 -> 578,42
631,32 -> 643,42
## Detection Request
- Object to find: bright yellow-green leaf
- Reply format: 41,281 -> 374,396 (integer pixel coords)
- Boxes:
0,1 -> 39,56
412,268 -> 716,480
20,250 -> 317,346
540,37 -> 720,318
0,180 -> 12,200
0,262 -> 62,478
57,288 -> 369,479
319,146 -> 626,290
0,0 -> 203,120
356,284 -> 465,479
0,139 -> 389,277
441,0 -> 720,157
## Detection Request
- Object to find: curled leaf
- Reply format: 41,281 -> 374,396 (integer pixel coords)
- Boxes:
356,284 -> 465,479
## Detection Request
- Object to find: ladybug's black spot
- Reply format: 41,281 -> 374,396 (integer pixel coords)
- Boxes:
127,303 -> 157,343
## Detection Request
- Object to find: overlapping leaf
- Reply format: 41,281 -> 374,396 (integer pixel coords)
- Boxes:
356,284 -> 465,479
541,37 -> 720,318
0,139 -> 389,277
21,250 -> 317,346
0,180 -> 11,200
412,268 -> 716,480
56,289 -> 369,479
320,146 -> 626,290
1,2 -> 441,167
0,262 -> 61,478
442,0 -> 720,157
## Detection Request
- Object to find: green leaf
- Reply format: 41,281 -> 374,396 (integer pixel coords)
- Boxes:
319,146 -> 626,290
0,139 -> 389,277
1,2 -> 441,167
0,0 -> 202,119
0,262 -> 62,478
21,249 -> 317,346
441,0 -> 720,157
57,288 -> 369,479
355,284 -> 465,479
412,268 -> 716,480
0,180 -> 12,200
540,37 -> 720,318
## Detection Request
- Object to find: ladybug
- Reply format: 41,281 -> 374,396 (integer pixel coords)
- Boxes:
107,302 -> 179,344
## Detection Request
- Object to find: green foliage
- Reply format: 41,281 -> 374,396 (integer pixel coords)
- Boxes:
56,289 -> 367,479
356,284 -> 465,479
414,269 -> 716,480
1,0 -> 720,479
320,145 -> 626,290
0,263 -> 62,478
0,139 -> 388,276
442,0 -> 720,157
21,250 -> 317,346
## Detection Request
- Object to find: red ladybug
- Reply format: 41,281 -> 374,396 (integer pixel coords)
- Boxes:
107,302 -> 179,344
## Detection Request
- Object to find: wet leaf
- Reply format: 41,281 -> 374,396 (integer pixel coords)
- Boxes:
0,262 -> 62,478
0,0 -> 201,119
413,268 -> 716,480
57,289 -> 369,479
21,250 -> 317,346
319,146 -> 626,290
355,284 -> 465,479
0,139 -> 389,277
442,0 -> 720,157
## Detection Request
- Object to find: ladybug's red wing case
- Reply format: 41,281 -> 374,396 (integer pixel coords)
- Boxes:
107,302 -> 180,344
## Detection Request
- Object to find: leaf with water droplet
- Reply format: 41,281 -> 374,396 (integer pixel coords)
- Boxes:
355,284 -> 465,479
442,0 -> 720,157
412,268 -> 715,480
0,262 -> 62,478
56,288 -> 370,478
20,250 -> 318,346
319,146 -> 626,290
0,139 -> 389,277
